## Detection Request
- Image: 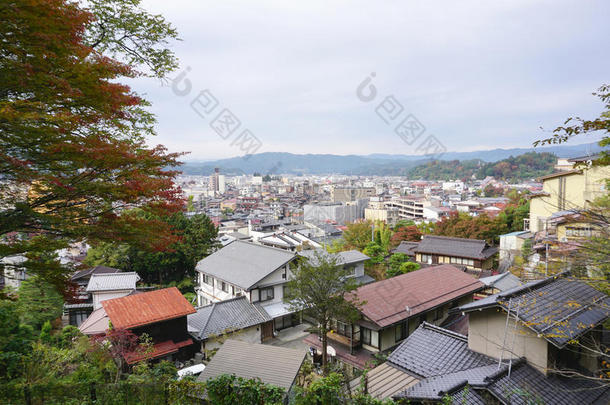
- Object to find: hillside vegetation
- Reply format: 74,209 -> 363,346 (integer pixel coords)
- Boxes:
405,152 -> 556,181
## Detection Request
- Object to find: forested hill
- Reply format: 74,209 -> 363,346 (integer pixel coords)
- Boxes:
406,152 -> 557,181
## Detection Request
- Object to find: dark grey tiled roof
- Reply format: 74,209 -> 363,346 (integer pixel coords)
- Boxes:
387,323 -> 495,378
401,364 -> 498,400
414,235 -> 497,260
458,275 -> 610,348
487,360 -> 609,405
393,326 -> 610,405
392,241 -> 420,256
71,265 -> 121,281
187,296 -> 271,340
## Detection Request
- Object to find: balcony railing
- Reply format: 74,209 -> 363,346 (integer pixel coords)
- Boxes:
327,330 -> 361,350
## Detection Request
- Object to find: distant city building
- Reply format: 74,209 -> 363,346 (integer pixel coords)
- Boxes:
209,168 -> 226,195
331,186 -> 376,202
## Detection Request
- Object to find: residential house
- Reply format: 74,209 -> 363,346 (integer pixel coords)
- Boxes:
413,235 -> 498,272
391,241 -> 419,258
187,296 -> 273,358
197,340 -> 306,403
88,287 -> 197,364
297,249 -> 374,286
195,241 -> 371,333
86,272 -> 140,310
304,265 -> 484,372
195,241 -> 300,331
529,155 -> 609,233
389,322 -> 609,404
456,273 -> 610,375
64,265 -> 121,326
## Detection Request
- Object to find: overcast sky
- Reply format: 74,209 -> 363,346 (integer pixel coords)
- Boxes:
132,0 -> 610,160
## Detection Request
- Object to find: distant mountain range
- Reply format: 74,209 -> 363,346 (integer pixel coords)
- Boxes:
179,142 -> 602,176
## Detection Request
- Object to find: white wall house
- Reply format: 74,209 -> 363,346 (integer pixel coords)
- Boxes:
86,272 -> 140,310
195,241 -> 372,331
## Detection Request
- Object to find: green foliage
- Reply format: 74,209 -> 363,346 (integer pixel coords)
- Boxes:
294,373 -> 346,405
434,212 -> 507,244
535,84 -> 609,167
406,152 -> 556,181
342,221 -> 374,251
0,0 -> 184,288
363,242 -> 385,264
285,252 -> 363,369
16,276 -> 63,331
85,212 -> 218,284
386,255 -> 419,278
40,321 -> 53,344
205,374 -> 284,405
0,300 -> 35,380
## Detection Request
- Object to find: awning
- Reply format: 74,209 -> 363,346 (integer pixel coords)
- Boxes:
261,301 -> 295,319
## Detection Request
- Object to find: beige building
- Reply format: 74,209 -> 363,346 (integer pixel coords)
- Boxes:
529,157 -> 608,233
331,186 -> 376,202
364,197 -> 399,226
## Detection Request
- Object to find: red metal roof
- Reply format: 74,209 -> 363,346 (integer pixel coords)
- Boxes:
353,265 -> 484,328
102,287 -> 196,330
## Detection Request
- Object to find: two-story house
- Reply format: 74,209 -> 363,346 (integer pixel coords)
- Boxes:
529,155 -> 609,233
414,235 -> 498,272
81,287 -> 197,365
195,241 -> 372,334
304,264 -> 484,373
86,272 -> 140,310
64,265 -> 122,326
195,241 -> 300,332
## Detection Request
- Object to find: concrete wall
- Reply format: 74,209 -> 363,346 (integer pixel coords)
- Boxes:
468,309 -> 548,374
529,165 -> 609,233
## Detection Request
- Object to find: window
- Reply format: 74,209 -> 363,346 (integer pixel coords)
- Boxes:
336,321 -> 351,337
203,274 -> 213,285
420,254 -> 432,263
260,287 -> 274,302
231,285 -> 235,295
361,328 -> 379,348
220,281 -> 228,292
395,321 -> 408,342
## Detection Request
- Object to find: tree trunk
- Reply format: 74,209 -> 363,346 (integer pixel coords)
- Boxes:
321,324 -> 328,374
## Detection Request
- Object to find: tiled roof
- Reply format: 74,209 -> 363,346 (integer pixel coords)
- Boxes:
487,360 -> 610,405
457,275 -> 610,348
86,272 -> 139,292
102,287 -> 196,330
414,235 -> 498,260
401,364 -> 498,400
354,265 -> 484,328
393,326 -> 610,404
124,338 -> 193,365
388,323 -> 494,378
478,272 -> 523,292
197,340 -> 306,391
71,265 -> 121,281
195,241 -> 296,290
298,249 -> 370,265
187,296 -> 271,340
391,241 -> 419,256
348,362 -> 418,400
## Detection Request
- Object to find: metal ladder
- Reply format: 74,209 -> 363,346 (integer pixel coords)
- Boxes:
497,297 -> 520,377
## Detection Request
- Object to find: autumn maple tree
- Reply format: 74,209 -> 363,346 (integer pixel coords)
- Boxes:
0,0 -> 183,288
